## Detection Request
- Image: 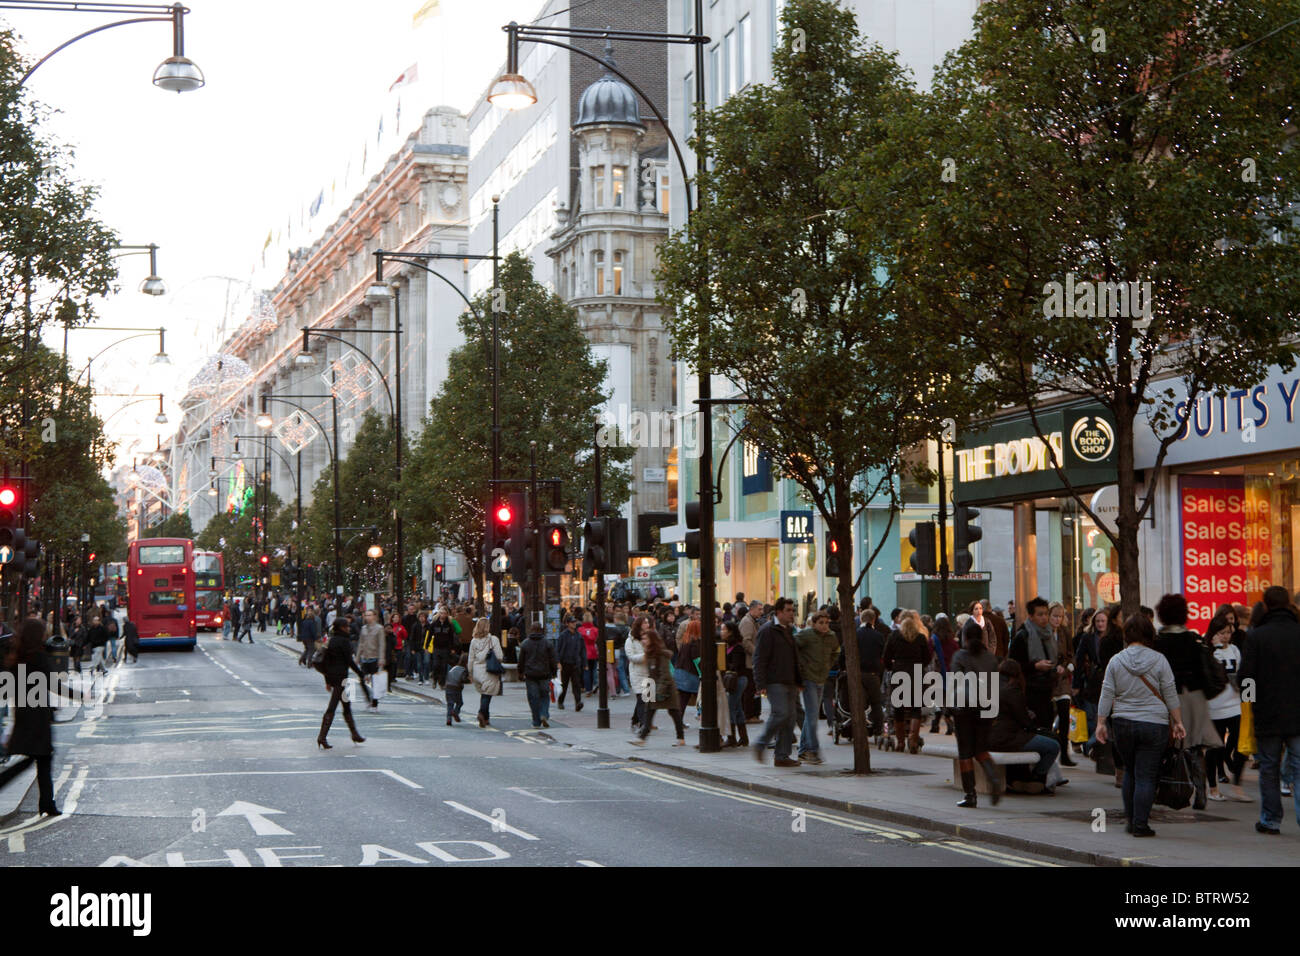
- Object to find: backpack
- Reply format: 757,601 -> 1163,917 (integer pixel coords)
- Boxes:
1200,642 -> 1228,699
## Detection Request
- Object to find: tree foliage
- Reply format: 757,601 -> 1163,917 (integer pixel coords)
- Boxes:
196,484 -> 283,587
402,252 -> 631,599
883,0 -> 1300,613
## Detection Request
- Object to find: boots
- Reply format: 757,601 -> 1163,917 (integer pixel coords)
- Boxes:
724,730 -> 738,748
929,715 -> 941,734
977,755 -> 1002,805
908,719 -> 924,754
341,702 -> 365,743
957,761 -> 977,808
737,722 -> 749,747
317,709 -> 334,749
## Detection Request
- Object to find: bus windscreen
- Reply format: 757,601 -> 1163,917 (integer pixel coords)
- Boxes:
139,545 -> 186,565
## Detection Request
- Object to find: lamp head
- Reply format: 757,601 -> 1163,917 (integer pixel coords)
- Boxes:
149,351 -> 171,366
208,484 -> 218,497
488,73 -> 538,110
255,412 -> 273,430
367,544 -> 384,560
364,282 -> 392,304
139,274 -> 167,296
154,412 -> 169,425
153,55 -> 205,93
294,349 -> 316,367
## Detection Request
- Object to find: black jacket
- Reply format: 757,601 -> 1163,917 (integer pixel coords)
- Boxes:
846,625 -> 886,675
518,634 -> 557,680
1153,627 -> 1208,693
1239,607 -> 1300,737
299,616 -> 319,645
122,620 -> 140,652
753,621 -> 801,689
883,632 -> 932,672
321,631 -> 360,687
988,678 -> 1037,752
556,628 -> 585,666
427,618 -> 457,652
86,624 -> 109,649
3,650 -> 55,756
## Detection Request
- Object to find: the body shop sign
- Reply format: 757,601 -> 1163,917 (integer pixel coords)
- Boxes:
1179,475 -> 1272,627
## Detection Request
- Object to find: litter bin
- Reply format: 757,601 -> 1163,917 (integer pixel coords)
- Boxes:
44,636 -> 70,674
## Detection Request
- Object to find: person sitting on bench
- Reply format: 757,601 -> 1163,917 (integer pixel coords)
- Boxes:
990,659 -> 1063,793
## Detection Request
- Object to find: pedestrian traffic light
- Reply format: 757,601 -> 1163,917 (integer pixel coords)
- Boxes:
908,521 -> 937,575
543,517 -> 568,573
582,516 -> 606,576
953,505 -> 981,574
502,492 -> 533,581
683,500 -> 701,560
826,535 -> 843,578
434,562 -> 444,582
605,515 -> 629,575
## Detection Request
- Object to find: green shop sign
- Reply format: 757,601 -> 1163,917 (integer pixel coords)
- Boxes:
954,403 -> 1117,505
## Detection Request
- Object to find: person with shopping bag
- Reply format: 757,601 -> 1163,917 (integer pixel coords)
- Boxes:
356,609 -> 385,709
1095,615 -> 1186,837
316,619 -> 368,749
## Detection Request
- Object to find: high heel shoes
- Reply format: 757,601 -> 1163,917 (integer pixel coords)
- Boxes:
317,738 -> 332,750
351,733 -> 365,743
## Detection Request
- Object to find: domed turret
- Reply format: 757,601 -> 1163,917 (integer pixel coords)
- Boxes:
574,43 -> 644,130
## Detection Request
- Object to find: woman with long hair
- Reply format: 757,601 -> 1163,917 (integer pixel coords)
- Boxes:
317,619 -> 368,749
674,619 -> 702,713
722,619 -> 750,748
1048,602 -> 1077,766
628,627 -> 685,746
928,614 -> 960,736
951,616 -> 1001,808
467,618 -> 504,727
0,619 -> 61,815
626,615 -> 651,733
1204,612 -> 1249,802
884,610 -> 933,753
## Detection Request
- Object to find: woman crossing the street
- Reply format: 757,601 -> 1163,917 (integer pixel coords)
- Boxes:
0,619 -> 62,816
316,620 -> 368,749
467,618 -> 504,727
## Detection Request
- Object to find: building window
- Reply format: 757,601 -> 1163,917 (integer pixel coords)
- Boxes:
739,15 -> 752,87
594,250 -> 605,295
724,29 -> 735,100
708,45 -> 719,108
683,73 -> 694,137
612,165 -> 626,207
612,250 -> 624,295
592,166 -> 605,207
659,169 -> 671,214
561,266 -> 569,298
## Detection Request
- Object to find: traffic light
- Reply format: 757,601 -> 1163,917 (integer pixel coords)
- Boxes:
502,492 -> 533,581
543,516 -> 569,573
259,554 -> 269,567
486,498 -> 514,571
953,505 -> 982,574
908,521 -> 937,575
683,500 -> 701,560
434,562 -> 444,582
2,485 -> 28,562
21,537 -> 39,578
582,516 -> 607,576
605,515 -> 629,575
826,535 -> 843,578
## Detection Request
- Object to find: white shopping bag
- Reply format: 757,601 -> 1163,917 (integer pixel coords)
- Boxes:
370,669 -> 386,702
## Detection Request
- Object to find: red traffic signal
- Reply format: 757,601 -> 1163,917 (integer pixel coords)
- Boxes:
550,528 -> 562,547
0,487 -> 15,507
88,552 -> 96,564
259,554 -> 269,566
495,503 -> 512,525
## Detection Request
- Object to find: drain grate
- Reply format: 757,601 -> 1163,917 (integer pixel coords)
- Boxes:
1044,806 -> 1234,824
797,767 -> 927,778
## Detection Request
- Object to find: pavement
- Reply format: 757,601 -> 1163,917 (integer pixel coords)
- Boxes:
362,641 -> 1300,868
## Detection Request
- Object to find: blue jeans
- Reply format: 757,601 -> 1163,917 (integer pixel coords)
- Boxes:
727,675 -> 749,730
479,693 -> 493,718
1256,735 -> 1300,830
1112,717 -> 1167,831
799,680 -> 824,756
1081,699 -> 1098,754
617,650 -> 631,695
1022,733 -> 1060,777
108,637 -> 118,663
756,684 -> 797,760
222,619 -> 231,640
525,678 -> 551,726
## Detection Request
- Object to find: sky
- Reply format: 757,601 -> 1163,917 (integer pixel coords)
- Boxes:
6,0 -> 543,469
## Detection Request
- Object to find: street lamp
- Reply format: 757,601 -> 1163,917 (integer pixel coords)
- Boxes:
367,543 -> 383,560
150,327 -> 171,365
491,13 -> 715,746
72,327 -> 169,385
4,2 -> 205,91
112,244 -> 168,296
255,395 -> 273,430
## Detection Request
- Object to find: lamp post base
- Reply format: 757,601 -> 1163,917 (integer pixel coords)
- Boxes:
697,727 -> 722,753
596,706 -> 609,730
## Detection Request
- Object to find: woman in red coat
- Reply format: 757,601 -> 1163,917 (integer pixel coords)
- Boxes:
579,612 -> 599,696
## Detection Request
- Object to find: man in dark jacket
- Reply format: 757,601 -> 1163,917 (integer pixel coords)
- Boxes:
555,617 -> 585,711
518,628 -> 557,728
1239,586 -> 1300,834
426,607 -> 458,688
752,597 -> 801,767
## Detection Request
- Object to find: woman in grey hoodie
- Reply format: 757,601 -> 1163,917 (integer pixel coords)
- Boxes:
1096,616 -> 1186,837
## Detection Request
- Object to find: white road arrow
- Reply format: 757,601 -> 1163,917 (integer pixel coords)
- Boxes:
216,801 -> 293,836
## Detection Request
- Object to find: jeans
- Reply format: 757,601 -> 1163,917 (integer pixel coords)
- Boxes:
755,684 -> 797,760
584,659 -> 597,692
1206,715 -> 1244,786
1081,698 -> 1098,755
639,702 -> 685,740
416,649 -> 431,683
1112,716 -> 1168,831
617,650 -> 630,696
222,619 -> 231,640
1022,733 -> 1060,777
107,637 -> 118,663
479,693 -> 493,718
1256,735 -> 1300,830
799,680 -> 825,756
445,688 -> 463,721
727,675 -> 749,730
525,678 -> 551,726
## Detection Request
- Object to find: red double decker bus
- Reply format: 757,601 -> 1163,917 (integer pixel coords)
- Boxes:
193,550 -> 225,631
127,537 -> 197,650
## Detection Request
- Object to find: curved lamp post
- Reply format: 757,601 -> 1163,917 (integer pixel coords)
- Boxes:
4,2 -> 204,91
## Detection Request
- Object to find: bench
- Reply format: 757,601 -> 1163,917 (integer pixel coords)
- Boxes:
922,742 -> 1040,794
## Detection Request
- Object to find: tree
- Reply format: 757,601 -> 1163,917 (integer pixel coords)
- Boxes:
656,0 -> 984,772
196,484 -> 282,588
402,252 -> 631,602
149,511 -> 194,541
887,0 -> 1300,615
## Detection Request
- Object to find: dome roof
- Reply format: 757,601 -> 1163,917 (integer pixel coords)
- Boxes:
574,45 -> 644,130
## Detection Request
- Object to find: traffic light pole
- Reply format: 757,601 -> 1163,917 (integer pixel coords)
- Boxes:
937,435 -> 950,619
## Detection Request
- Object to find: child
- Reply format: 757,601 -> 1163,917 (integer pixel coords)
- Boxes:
444,652 -> 468,726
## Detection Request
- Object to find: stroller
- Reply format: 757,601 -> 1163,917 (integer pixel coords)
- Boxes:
827,670 -> 892,748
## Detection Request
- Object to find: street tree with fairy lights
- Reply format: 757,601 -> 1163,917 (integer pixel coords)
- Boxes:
875,0 -> 1300,617
402,252 -> 631,601
657,0 -> 988,773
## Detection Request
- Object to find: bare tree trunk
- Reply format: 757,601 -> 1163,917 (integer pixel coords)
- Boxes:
830,487 -> 871,773
1114,395 -> 1143,619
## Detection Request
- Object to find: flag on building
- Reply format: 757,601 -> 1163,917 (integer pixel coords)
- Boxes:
377,114 -> 384,143
389,63 -> 419,92
412,0 -> 440,28
309,190 -> 324,218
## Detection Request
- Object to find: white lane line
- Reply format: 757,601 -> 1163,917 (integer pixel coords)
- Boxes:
443,801 -> 539,840
378,770 -> 423,790
81,769 -> 422,788
2,765 -> 88,849
576,860 -> 604,867
508,786 -> 561,803
199,645 -> 265,695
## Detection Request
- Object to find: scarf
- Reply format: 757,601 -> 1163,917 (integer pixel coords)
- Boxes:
1025,619 -> 1057,664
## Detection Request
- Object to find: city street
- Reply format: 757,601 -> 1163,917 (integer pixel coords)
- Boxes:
0,634 -> 1063,867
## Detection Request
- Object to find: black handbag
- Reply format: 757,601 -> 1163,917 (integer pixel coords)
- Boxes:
310,644 -> 328,673
722,670 -> 738,693
1155,744 -> 1202,810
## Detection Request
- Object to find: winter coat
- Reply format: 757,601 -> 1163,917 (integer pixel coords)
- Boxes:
1239,607 -> 1300,738
556,628 -> 585,666
579,623 -> 599,661
737,613 -> 759,669
357,623 -> 384,663
753,621 -> 801,689
883,631 -> 932,673
1097,643 -> 1180,725
321,631 -> 356,687
468,633 -> 505,696
3,650 -> 55,756
625,634 -> 649,694
426,617 -> 458,653
298,616 -> 320,646
518,634 -> 557,681
646,649 -> 680,709
988,678 -> 1038,751
950,646 -> 999,714
794,626 -> 839,686
1153,626 -> 1209,694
